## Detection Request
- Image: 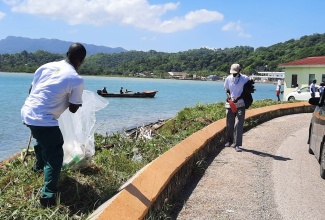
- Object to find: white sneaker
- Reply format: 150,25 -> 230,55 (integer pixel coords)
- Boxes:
225,142 -> 231,147
235,146 -> 242,152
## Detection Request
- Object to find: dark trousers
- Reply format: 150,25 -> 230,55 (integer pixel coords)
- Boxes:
226,107 -> 246,146
311,92 -> 315,98
28,125 -> 64,199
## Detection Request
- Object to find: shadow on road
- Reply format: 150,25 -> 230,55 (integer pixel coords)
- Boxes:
241,148 -> 292,161
169,147 -> 291,219
169,145 -> 224,219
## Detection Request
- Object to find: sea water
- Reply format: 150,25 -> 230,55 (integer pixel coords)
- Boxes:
0,72 -> 277,161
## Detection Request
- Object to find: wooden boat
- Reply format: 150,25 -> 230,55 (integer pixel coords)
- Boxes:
97,90 -> 158,98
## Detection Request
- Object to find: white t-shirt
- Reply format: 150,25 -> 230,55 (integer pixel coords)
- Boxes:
310,83 -> 316,93
224,74 -> 249,106
276,84 -> 281,91
21,60 -> 84,126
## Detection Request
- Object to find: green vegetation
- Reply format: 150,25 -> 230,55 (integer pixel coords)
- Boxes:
0,99 -> 282,219
1,33 -> 325,77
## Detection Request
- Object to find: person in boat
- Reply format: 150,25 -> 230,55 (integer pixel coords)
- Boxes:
101,87 -> 107,94
120,87 -> 124,94
125,89 -> 128,93
21,43 -> 86,207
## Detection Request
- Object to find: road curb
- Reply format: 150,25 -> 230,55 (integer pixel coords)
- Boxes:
88,102 -> 314,220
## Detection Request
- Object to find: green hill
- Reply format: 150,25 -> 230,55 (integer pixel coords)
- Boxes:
1,33 -> 325,76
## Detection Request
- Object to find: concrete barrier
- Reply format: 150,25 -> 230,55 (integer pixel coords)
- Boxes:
88,102 -> 314,220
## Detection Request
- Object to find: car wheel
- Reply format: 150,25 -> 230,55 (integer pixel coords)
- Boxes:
320,145 -> 325,179
288,96 -> 295,101
309,146 -> 314,154
308,124 -> 314,154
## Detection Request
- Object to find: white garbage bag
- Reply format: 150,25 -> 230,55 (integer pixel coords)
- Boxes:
58,90 -> 108,169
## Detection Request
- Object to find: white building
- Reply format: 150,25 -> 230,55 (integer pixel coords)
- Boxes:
250,71 -> 285,83
278,56 -> 325,98
168,72 -> 188,79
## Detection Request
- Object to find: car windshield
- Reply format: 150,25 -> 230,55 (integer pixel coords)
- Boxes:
300,87 -> 310,92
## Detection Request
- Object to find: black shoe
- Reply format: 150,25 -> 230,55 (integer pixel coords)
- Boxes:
40,197 -> 56,208
225,142 -> 232,147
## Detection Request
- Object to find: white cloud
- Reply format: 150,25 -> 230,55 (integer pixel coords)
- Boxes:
5,0 -> 223,33
222,20 -> 251,38
3,0 -> 19,5
150,9 -> 223,33
0,11 -> 6,20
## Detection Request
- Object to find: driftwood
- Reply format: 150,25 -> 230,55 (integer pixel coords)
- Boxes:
0,119 -> 167,168
125,119 -> 166,140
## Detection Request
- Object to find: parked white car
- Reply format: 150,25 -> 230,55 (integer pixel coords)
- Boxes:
308,96 -> 325,179
285,86 -> 319,101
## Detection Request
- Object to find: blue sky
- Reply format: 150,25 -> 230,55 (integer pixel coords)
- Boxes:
0,0 -> 324,52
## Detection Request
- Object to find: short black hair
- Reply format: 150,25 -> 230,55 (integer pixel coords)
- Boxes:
67,43 -> 86,63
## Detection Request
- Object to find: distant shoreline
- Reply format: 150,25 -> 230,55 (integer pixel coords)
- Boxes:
0,71 -> 281,84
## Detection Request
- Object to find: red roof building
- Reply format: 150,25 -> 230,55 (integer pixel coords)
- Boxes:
279,56 -> 325,67
278,56 -> 325,100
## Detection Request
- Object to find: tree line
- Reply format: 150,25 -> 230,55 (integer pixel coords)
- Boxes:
1,33 -> 325,78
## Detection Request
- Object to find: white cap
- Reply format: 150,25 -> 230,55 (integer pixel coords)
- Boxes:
230,64 -> 241,74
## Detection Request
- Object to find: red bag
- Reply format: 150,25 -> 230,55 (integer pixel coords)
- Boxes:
228,100 -> 237,113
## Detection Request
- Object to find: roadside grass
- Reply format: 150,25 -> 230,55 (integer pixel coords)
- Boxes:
0,99 -> 286,219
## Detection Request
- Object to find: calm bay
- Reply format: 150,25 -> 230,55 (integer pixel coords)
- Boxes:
0,72 -> 277,161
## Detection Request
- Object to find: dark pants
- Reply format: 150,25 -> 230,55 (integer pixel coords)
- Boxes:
311,92 -> 315,98
28,125 -> 64,199
276,90 -> 281,101
226,107 -> 246,146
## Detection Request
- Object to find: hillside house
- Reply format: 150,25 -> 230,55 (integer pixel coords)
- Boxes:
207,75 -> 221,81
278,56 -> 325,98
168,72 -> 188,79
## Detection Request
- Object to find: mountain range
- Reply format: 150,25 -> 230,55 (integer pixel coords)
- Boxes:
0,36 -> 127,55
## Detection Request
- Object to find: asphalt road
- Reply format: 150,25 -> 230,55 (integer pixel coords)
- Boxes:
173,113 -> 325,220
273,117 -> 325,220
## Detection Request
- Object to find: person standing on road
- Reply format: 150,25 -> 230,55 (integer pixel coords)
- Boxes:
21,43 -> 86,207
310,79 -> 317,98
294,84 -> 300,92
276,80 -> 282,102
224,63 -> 249,152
